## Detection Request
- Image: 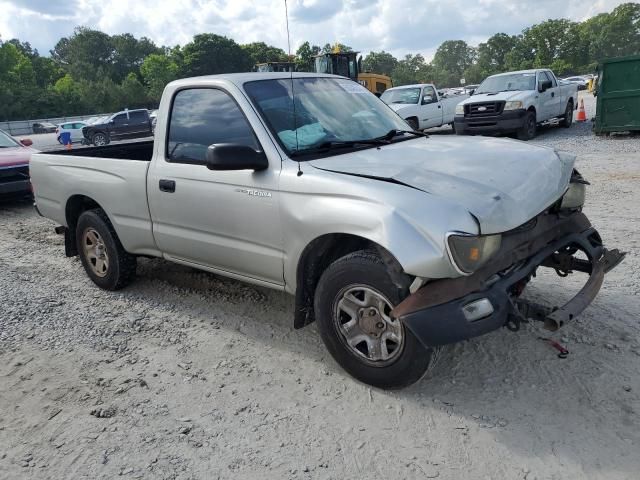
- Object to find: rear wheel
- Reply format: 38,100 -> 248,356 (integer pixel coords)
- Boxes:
92,132 -> 109,146
76,209 -> 137,290
560,101 -> 573,128
517,111 -> 537,140
314,250 -> 434,389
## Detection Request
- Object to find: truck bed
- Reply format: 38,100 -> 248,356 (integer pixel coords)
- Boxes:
30,140 -> 159,257
45,140 -> 154,161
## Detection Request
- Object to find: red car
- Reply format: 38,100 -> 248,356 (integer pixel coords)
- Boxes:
0,129 -> 38,197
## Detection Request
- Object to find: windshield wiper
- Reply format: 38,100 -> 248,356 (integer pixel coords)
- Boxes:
290,138 -> 390,157
378,129 -> 429,140
290,129 -> 429,158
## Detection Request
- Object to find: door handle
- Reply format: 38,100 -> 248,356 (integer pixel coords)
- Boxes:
438,105 -> 441,108
159,179 -> 176,193
551,92 -> 555,97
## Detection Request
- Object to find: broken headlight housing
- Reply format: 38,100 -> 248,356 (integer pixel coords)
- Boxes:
560,182 -> 586,209
560,170 -> 588,210
447,233 -> 502,274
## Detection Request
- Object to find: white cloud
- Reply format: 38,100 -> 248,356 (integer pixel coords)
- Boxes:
0,0 -> 630,59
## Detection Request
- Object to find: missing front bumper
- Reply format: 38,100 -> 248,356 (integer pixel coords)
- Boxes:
393,212 -> 625,348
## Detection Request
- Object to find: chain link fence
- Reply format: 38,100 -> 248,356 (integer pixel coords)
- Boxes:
0,113 -> 112,136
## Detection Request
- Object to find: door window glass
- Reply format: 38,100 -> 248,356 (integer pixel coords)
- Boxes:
112,114 -> 127,125
422,86 -> 437,104
129,111 -> 148,122
167,88 -> 258,164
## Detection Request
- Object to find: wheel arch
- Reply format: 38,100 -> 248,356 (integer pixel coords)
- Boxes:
293,233 -> 408,329
64,195 -> 111,256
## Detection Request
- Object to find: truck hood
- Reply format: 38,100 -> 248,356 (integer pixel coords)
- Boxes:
459,91 -> 531,105
0,145 -> 37,168
308,136 -> 574,234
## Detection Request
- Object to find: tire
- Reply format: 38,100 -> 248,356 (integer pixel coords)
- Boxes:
314,250 -> 434,389
405,118 -> 419,131
76,209 -> 137,290
560,101 -> 573,128
92,132 -> 109,146
517,111 -> 537,140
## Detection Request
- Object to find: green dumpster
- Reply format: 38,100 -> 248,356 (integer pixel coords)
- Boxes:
595,54 -> 640,134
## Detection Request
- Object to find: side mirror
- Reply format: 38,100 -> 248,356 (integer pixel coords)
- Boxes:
206,144 -> 268,171
20,139 -> 33,147
422,95 -> 434,105
538,80 -> 552,92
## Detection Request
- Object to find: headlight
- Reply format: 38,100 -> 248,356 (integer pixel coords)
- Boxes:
455,104 -> 464,115
447,233 -> 502,274
561,182 -> 586,209
503,101 -> 523,111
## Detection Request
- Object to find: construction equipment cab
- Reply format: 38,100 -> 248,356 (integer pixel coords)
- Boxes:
314,50 -> 392,96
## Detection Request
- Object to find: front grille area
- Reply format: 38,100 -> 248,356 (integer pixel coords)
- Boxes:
465,101 -> 505,117
0,165 -> 29,183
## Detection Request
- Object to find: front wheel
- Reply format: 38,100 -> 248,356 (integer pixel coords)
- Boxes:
517,111 -> 537,140
314,250 -> 435,389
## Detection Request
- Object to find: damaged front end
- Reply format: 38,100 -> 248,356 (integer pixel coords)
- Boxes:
392,209 -> 625,348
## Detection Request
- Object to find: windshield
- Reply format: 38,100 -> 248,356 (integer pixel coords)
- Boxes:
244,78 -> 409,157
380,88 -> 421,105
475,73 -> 537,94
0,130 -> 20,148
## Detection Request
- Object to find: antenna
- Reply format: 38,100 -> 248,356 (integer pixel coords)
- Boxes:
284,0 -> 302,175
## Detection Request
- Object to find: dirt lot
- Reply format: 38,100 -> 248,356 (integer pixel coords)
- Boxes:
1,94 -> 639,479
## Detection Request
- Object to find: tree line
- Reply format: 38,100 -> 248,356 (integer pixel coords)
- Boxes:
0,2 -> 637,121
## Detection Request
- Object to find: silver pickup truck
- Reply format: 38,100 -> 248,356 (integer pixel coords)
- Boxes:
30,73 -> 623,389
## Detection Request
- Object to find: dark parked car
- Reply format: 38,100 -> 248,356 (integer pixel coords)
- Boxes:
32,122 -> 57,134
0,129 -> 37,197
82,109 -> 153,146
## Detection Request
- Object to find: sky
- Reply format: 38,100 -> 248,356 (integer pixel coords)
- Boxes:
0,0 -> 630,60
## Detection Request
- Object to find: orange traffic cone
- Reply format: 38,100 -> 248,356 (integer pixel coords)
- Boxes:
576,98 -> 587,122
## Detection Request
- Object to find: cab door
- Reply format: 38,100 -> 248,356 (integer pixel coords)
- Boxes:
538,71 -> 562,121
418,85 -> 444,128
147,87 -> 284,286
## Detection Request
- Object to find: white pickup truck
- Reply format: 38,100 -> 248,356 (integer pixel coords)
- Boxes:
454,69 -> 578,140
380,84 -> 468,130
30,72 -> 623,389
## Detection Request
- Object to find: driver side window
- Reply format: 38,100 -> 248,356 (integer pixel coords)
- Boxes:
167,88 -> 259,165
422,86 -> 437,105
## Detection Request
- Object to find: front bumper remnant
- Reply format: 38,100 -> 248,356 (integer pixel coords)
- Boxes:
392,212 -> 625,348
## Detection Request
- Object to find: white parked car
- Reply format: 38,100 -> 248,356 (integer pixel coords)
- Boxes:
562,76 -> 588,90
56,121 -> 88,144
380,84 -> 468,130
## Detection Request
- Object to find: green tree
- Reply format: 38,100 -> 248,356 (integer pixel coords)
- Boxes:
391,54 -> 433,86
586,3 -> 640,62
432,40 -> 476,86
362,51 -> 398,75
242,42 -> 288,67
295,41 -> 321,72
141,53 -> 179,101
476,33 -> 519,77
111,33 -> 161,82
182,34 -> 251,76
51,27 -> 115,82
119,72 -> 148,108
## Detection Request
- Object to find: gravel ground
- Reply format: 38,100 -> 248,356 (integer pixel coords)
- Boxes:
1,97 -> 639,479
